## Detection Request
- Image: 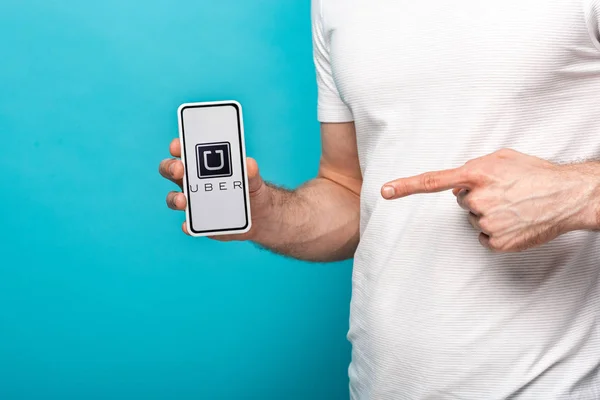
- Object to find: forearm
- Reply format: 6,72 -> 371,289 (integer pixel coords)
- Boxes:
250,177 -> 360,262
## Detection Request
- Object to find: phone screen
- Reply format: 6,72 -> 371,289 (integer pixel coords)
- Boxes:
179,102 -> 250,235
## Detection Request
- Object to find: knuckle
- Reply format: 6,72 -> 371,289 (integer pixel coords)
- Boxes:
400,181 -> 411,193
166,192 -> 177,208
466,195 -> 480,211
463,167 -> 482,183
478,217 -> 492,233
420,174 -> 439,192
470,197 -> 481,209
393,181 -> 409,196
487,238 -> 501,251
172,161 -> 182,175
496,148 -> 515,158
160,160 -> 173,176
468,195 -> 488,214
159,160 -> 167,174
488,237 -> 508,252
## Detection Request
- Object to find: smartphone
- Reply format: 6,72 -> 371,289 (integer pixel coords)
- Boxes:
177,100 -> 251,237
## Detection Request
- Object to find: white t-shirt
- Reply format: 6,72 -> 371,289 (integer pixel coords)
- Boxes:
311,0 -> 600,398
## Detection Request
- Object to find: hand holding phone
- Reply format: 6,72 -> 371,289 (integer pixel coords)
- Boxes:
177,101 -> 252,237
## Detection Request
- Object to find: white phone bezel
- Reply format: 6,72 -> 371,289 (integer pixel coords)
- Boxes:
177,100 -> 252,237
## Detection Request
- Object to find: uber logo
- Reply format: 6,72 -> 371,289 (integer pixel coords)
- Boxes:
196,142 -> 232,179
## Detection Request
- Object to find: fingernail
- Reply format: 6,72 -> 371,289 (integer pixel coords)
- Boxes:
382,186 -> 395,199
169,163 -> 175,175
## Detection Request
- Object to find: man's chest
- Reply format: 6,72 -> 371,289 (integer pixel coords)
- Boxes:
323,0 -> 599,109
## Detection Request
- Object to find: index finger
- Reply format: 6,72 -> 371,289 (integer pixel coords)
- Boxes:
382,167 -> 473,199
170,138 -> 181,158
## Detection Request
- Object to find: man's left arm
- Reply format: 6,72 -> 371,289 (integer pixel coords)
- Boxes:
380,148 -> 600,252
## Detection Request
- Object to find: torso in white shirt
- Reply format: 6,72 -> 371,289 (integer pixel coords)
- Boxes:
311,0 -> 600,398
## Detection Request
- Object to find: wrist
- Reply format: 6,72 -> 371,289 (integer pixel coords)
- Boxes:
566,163 -> 600,231
244,181 -> 283,243
585,181 -> 600,231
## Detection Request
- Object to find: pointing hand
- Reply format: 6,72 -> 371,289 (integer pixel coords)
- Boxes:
381,149 -> 599,252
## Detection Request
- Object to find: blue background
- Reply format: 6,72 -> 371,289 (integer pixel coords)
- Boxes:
0,0 -> 352,399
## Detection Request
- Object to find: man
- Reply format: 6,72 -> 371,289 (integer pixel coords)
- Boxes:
160,0 -> 600,398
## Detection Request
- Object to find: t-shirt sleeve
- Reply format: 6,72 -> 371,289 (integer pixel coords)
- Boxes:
311,0 -> 354,123
585,0 -> 600,51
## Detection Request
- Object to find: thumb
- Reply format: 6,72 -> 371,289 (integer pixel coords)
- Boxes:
246,157 -> 264,194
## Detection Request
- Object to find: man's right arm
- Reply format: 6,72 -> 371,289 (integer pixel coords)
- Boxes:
159,121 -> 362,263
